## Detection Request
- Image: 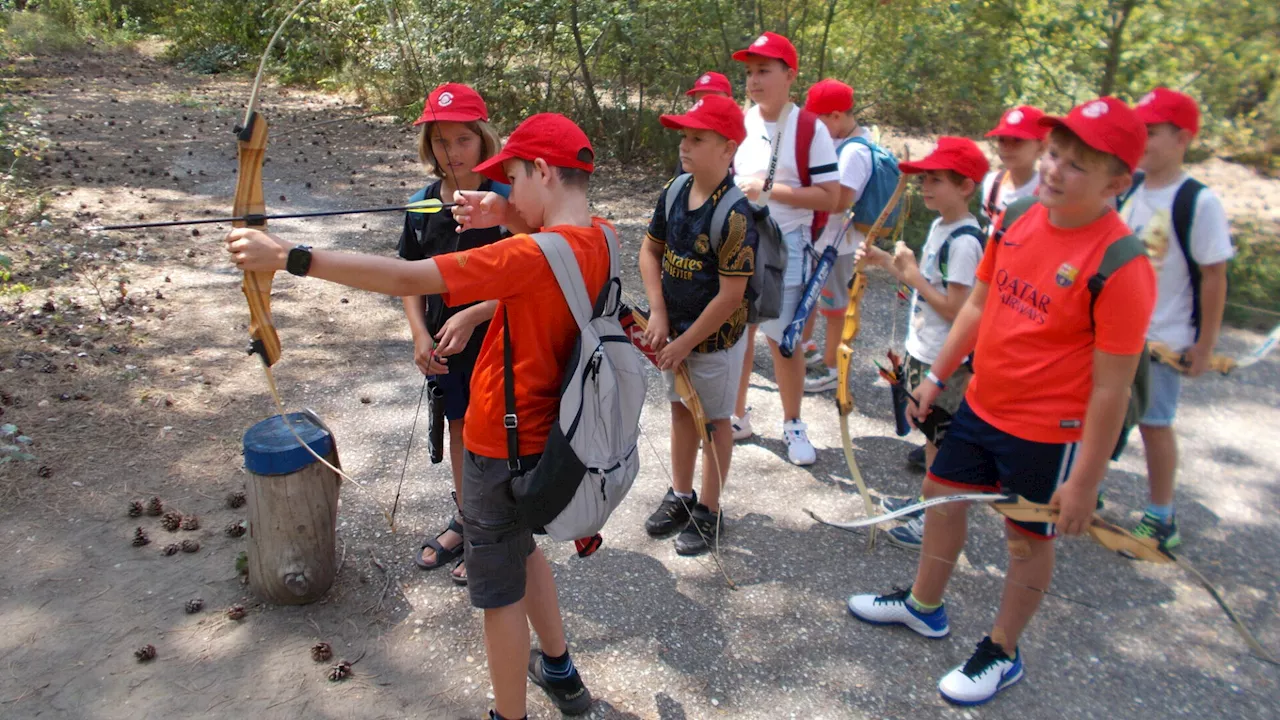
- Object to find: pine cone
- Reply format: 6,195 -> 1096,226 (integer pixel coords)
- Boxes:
161,511 -> 182,532
161,543 -> 180,556
185,598 -> 204,614
180,540 -> 200,553
226,604 -> 246,621
224,521 -> 246,538
311,642 -> 333,663
327,660 -> 352,681
145,496 -> 163,516
127,500 -> 144,517
132,527 -> 150,547
135,644 -> 156,662
226,491 -> 246,509
180,514 -> 200,531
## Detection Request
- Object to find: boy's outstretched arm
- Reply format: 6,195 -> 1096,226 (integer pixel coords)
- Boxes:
1049,349 -> 1143,535
227,228 -> 447,297
909,282 -> 987,423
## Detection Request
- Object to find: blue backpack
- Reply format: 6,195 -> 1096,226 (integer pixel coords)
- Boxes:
842,135 -> 903,234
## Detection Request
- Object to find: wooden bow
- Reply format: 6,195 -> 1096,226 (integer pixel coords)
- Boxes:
833,149 -> 911,548
1148,322 -> 1280,376
807,493 -> 1278,665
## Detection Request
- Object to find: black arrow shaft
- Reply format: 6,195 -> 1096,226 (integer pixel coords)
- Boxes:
92,202 -> 456,231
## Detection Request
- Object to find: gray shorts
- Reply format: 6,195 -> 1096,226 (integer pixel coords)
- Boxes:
461,450 -> 537,609
663,337 -> 747,420
818,253 -> 856,314
1140,360 -> 1181,427
904,354 -> 974,446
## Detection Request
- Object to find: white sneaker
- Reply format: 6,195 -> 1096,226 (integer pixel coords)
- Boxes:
803,367 -> 839,393
938,636 -> 1024,706
731,407 -> 754,441
782,419 -> 816,465
846,588 -> 950,638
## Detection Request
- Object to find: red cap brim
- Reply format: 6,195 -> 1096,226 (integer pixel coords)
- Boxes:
472,151 -> 514,185
898,158 -> 948,175
984,126 -> 1042,141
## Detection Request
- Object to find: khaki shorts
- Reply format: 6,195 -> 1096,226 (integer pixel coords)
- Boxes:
663,336 -> 747,421
904,354 -> 973,446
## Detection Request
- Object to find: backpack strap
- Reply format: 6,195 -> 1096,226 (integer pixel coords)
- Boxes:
938,225 -> 986,289
796,109 -> 817,188
664,174 -> 692,233
1086,233 -> 1147,329
984,169 -> 1007,220
757,103 -> 792,204
990,195 -> 1038,247
1171,178 -> 1205,339
1118,170 -> 1146,211
709,185 -> 748,255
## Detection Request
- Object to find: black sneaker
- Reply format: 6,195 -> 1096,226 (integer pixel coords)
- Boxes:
674,503 -> 722,556
906,444 -> 926,470
528,649 -> 592,715
880,494 -> 926,520
645,488 -> 695,537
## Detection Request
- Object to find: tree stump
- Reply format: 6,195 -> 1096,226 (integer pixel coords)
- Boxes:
242,411 -> 342,605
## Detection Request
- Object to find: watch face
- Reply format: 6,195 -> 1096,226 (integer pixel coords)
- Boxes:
288,246 -> 312,276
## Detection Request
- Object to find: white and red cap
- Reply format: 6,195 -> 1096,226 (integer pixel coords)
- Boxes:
804,79 -> 854,115
1133,87 -> 1200,136
686,71 -> 732,97
985,105 -> 1048,140
413,83 -> 488,125
1038,97 -> 1148,172
732,31 -> 798,70
898,136 -> 991,183
471,113 -> 594,184
660,95 -> 747,144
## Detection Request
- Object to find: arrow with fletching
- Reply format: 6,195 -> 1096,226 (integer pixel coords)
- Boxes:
88,198 -> 457,231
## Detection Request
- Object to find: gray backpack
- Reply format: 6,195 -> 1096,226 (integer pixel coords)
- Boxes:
663,174 -> 787,323
507,227 -> 647,541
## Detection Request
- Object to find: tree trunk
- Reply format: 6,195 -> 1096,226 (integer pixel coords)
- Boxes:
816,0 -> 840,78
569,0 -> 605,137
1100,0 -> 1142,97
246,449 -> 342,605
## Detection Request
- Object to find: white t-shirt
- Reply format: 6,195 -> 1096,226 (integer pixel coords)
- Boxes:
904,215 -> 984,364
815,126 -> 874,256
1120,173 -> 1234,350
734,104 -> 839,235
979,169 -> 1040,223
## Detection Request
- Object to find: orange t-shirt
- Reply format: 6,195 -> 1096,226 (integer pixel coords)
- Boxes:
966,204 -> 1156,443
436,220 -> 614,459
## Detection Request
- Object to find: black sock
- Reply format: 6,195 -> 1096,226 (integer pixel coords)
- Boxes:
489,711 -> 527,720
541,649 -> 576,681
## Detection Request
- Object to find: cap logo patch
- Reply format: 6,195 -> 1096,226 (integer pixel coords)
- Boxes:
437,92 -> 454,107
753,35 -> 768,46
699,74 -> 711,84
691,99 -> 704,112
1138,92 -> 1156,106
1082,100 -> 1109,118
1006,110 -> 1024,125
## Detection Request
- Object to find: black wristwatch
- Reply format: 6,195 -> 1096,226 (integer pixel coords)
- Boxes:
286,245 -> 313,277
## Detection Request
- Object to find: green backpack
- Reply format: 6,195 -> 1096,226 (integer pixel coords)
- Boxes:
998,197 -> 1150,460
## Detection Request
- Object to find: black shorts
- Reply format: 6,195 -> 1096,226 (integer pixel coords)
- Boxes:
461,450 -> 539,609
927,401 -> 1079,539
431,359 -> 475,422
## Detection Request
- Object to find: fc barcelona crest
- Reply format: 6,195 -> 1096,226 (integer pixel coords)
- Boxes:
1055,263 -> 1078,287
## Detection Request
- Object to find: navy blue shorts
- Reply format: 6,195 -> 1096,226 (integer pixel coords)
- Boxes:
431,362 -> 473,422
927,401 -> 1079,538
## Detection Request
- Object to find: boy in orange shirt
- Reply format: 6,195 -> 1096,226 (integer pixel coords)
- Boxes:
226,113 -> 606,720
846,98 -> 1157,706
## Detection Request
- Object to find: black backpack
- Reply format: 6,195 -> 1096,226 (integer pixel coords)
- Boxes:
937,225 -> 987,289
1118,171 -> 1207,340
997,197 -> 1151,460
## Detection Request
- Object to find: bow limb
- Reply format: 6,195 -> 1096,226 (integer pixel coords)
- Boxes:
833,150 -> 912,547
1149,322 -> 1280,375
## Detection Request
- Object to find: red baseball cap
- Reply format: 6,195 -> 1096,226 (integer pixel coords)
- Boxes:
471,113 -> 594,184
660,95 -> 746,144
898,136 -> 990,183
804,79 -> 854,115
1038,97 -> 1148,172
985,105 -> 1048,140
686,71 -> 732,97
1133,87 -> 1200,136
413,83 -> 488,125
732,31 -> 798,70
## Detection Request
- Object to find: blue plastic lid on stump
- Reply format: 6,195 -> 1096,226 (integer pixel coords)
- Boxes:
243,413 -> 334,476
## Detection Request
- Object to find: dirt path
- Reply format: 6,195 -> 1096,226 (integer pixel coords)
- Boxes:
1,47 -> 1277,720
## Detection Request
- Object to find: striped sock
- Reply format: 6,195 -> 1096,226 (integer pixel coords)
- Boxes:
541,650 -> 576,681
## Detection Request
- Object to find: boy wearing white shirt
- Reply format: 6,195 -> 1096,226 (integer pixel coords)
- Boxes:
858,137 -> 989,549
980,105 -> 1047,224
798,79 -> 877,393
728,31 -> 841,465
1124,87 -> 1234,549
